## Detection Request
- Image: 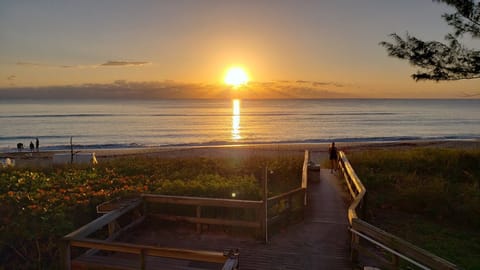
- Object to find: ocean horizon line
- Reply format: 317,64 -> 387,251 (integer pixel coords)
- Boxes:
1,97 -> 479,101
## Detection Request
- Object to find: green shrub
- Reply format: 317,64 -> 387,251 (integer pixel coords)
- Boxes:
348,148 -> 480,269
349,148 -> 480,225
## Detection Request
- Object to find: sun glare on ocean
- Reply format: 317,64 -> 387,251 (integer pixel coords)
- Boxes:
224,67 -> 249,87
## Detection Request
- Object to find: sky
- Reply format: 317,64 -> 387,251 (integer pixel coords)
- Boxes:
0,0 -> 478,99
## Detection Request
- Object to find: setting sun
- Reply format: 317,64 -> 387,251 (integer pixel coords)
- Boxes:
224,67 -> 249,87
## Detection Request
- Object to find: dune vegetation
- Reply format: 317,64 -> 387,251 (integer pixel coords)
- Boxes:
347,148 -> 480,269
0,154 -> 303,269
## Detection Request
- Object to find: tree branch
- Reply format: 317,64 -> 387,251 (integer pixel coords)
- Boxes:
381,1 -> 480,81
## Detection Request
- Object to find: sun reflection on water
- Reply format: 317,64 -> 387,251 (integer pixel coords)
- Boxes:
232,99 -> 241,140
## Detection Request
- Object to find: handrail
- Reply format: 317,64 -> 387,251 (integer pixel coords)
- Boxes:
63,195 -> 240,270
267,187 -> 304,203
338,151 -> 366,223
70,238 -> 227,263
350,227 -> 430,270
143,193 -> 264,234
301,150 -> 309,189
337,151 -> 460,270
142,193 -> 262,208
351,219 -> 458,270
64,198 -> 142,240
301,150 -> 309,206
149,213 -> 261,228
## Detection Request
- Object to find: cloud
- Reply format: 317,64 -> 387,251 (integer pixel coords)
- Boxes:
296,80 -> 310,84
247,80 -> 352,98
16,62 -> 48,67
16,61 -> 76,68
312,81 -> 329,86
275,80 -> 345,88
16,60 -> 151,69
100,61 -> 150,67
0,78 -> 353,99
312,81 -> 344,87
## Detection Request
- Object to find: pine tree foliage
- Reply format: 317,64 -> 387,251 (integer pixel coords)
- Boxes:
380,0 -> 480,81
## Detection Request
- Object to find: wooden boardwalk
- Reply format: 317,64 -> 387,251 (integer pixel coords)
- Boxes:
116,161 -> 353,269
70,148 -> 462,270
238,168 -> 353,269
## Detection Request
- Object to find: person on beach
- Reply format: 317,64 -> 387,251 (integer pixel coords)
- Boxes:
35,137 -> 39,152
329,142 -> 338,173
29,141 -> 35,152
17,143 -> 23,152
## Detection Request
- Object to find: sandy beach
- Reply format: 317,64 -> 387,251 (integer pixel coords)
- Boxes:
2,139 -> 479,168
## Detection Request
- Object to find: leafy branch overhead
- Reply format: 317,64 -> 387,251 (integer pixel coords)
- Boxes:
380,0 -> 480,81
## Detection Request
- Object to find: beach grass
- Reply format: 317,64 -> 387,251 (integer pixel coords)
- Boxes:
0,153 -> 303,269
348,148 -> 480,269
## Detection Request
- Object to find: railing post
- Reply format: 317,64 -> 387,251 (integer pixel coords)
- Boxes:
256,203 -> 264,240
392,253 -> 400,269
108,221 -> 116,237
263,167 -> 268,244
361,191 -> 367,219
60,239 -> 71,270
303,188 -> 307,220
140,248 -> 146,270
287,194 -> 292,225
350,231 -> 359,263
196,205 -> 201,233
143,196 -> 148,218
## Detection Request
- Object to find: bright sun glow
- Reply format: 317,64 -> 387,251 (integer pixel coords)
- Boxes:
224,67 -> 249,87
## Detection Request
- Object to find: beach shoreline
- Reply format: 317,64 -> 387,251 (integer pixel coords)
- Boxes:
2,139 -> 479,168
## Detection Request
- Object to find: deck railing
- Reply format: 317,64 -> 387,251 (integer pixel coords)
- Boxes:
266,150 -> 309,237
143,193 -> 263,233
62,150 -> 311,269
337,151 -> 460,270
62,197 -> 239,270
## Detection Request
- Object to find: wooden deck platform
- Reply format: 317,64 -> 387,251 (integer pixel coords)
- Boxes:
79,168 -> 353,269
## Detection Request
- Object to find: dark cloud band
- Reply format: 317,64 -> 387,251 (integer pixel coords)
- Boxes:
100,61 -> 150,67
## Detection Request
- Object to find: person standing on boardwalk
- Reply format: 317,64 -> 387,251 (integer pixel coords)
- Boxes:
35,137 -> 39,152
329,142 -> 338,173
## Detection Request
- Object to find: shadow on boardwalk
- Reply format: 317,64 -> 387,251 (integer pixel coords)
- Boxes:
119,164 -> 353,269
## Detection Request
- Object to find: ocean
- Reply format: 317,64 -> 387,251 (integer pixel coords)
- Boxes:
0,99 -> 479,152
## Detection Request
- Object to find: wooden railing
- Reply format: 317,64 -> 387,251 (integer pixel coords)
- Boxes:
301,150 -> 309,204
267,187 -> 305,228
62,198 -> 239,270
338,151 -> 366,223
143,190 -> 306,244
63,151 -> 311,269
302,150 -> 309,190
143,194 -> 263,233
266,150 -> 309,231
143,150 -> 310,241
337,151 -> 460,270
